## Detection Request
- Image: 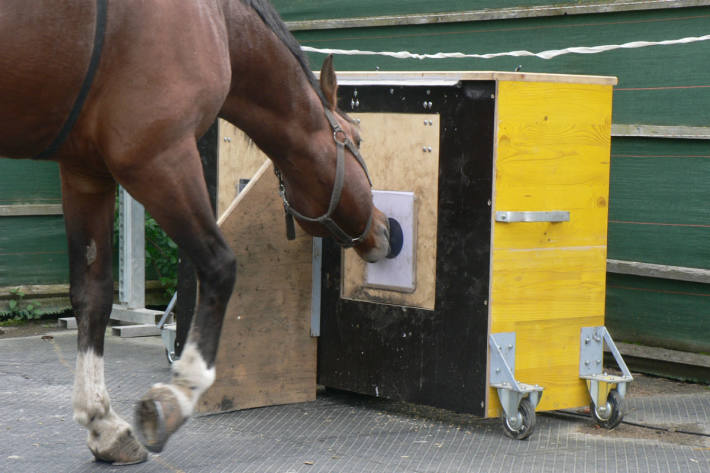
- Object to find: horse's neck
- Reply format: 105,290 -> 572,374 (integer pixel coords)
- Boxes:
218,0 -> 325,167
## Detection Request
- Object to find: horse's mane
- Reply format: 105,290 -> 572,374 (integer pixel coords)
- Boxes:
241,0 -> 328,108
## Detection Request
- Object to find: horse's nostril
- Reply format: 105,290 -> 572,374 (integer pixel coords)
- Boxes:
386,217 -> 403,259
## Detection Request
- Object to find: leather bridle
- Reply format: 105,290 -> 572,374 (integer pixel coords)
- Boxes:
274,108 -> 374,247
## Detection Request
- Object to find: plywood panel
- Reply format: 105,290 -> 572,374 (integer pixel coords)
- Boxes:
488,81 -> 613,416
341,113 -> 439,310
197,162 -> 316,414
217,120 -> 270,219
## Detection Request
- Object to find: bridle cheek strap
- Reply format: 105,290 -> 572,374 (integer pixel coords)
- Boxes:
275,109 -> 374,248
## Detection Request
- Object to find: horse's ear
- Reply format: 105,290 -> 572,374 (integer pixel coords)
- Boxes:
320,54 -> 338,110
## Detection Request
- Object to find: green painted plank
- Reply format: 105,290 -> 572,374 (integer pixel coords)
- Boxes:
0,160 -> 61,204
273,0 -> 588,22
607,138 -> 710,268
608,224 -> 710,269
609,138 -> 710,225
0,216 -> 69,286
0,204 -> 169,288
295,7 -> 710,126
605,273 -> 710,353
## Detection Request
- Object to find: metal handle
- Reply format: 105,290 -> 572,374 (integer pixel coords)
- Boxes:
495,211 -> 570,223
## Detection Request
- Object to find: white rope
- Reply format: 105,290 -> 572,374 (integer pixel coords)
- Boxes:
302,34 -> 710,60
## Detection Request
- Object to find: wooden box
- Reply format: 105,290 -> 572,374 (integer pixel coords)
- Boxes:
318,71 -> 617,418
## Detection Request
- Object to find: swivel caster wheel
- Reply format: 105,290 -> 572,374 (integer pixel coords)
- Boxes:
501,398 -> 536,440
591,389 -> 624,429
165,348 -> 178,365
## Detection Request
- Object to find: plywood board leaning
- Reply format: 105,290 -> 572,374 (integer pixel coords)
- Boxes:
217,120 -> 271,219
197,161 -> 317,414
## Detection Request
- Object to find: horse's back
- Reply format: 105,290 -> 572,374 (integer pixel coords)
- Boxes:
0,0 -> 231,162
0,0 -> 96,158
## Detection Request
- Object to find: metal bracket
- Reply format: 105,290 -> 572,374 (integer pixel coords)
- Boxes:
580,326 -> 633,408
495,210 -> 570,223
489,333 -> 543,428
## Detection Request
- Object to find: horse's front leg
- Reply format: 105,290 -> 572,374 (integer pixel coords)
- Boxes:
105,138 -> 236,453
60,166 -> 148,465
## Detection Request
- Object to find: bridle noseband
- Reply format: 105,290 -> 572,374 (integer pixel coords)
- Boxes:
274,108 -> 374,247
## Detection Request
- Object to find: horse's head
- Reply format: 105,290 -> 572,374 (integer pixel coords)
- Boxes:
277,56 -> 394,263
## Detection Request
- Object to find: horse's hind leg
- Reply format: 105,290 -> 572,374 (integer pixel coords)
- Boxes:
60,166 -> 148,465
108,138 -> 236,453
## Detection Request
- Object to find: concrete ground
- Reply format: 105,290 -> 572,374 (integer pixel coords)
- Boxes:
0,328 -> 708,473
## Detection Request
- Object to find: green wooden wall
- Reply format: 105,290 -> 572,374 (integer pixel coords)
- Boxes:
294,6 -> 710,127
0,160 -> 62,204
273,0 -> 587,21
608,137 -> 709,353
606,274 -> 710,353
0,160 -> 67,287
608,138 -> 710,269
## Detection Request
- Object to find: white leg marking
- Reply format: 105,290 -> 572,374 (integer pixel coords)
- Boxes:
167,342 -> 215,417
73,350 -> 138,456
73,349 -> 110,426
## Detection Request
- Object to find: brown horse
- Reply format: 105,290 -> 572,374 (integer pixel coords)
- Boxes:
0,0 -> 394,464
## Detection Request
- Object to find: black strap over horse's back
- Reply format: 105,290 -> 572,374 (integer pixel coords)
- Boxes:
34,0 -> 107,160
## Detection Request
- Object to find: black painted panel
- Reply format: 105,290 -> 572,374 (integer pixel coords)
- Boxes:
319,82 -> 496,415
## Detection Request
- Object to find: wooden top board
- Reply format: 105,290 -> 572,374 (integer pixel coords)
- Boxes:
324,71 -> 618,86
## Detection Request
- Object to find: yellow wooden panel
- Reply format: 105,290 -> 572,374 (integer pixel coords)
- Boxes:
486,316 -> 602,417
490,247 -> 607,328
493,81 -> 612,251
341,113 -> 439,310
488,81 -> 613,416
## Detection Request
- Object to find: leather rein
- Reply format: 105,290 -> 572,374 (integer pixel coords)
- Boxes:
274,108 -> 374,247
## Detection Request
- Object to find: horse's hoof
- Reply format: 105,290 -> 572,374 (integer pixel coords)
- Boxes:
134,385 -> 187,453
135,397 -> 167,452
89,426 -> 149,465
